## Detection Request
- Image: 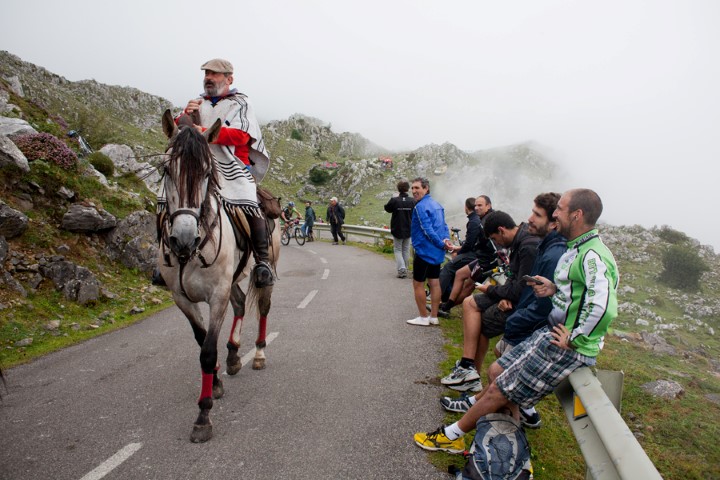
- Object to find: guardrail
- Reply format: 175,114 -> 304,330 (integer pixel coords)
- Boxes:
314,223 -> 663,479
555,368 -> 663,479
311,223 -> 393,246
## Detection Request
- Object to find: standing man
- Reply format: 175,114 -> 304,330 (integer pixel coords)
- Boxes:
302,201 -> 316,240
384,180 -> 415,278
326,197 -> 346,245
414,188 -> 618,454
407,177 -> 451,327
178,58 -> 274,287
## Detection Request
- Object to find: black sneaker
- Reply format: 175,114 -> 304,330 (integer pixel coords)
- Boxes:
437,306 -> 450,318
520,409 -> 542,429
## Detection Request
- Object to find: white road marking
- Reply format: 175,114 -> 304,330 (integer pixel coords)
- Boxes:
320,257 -> 328,264
307,249 -> 317,254
239,331 -> 279,367
297,290 -> 318,309
79,443 -> 142,480
321,269 -> 330,280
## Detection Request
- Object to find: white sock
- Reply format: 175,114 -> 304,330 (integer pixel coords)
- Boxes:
521,406 -> 536,416
444,422 -> 466,440
468,395 -> 477,406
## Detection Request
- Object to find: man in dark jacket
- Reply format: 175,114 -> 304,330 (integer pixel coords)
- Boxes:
326,197 -> 346,244
440,211 -> 540,389
437,198 -> 482,299
302,201 -> 316,241
384,180 -> 415,277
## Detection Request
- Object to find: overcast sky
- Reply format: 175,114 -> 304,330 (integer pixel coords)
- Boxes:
2,0 -> 719,250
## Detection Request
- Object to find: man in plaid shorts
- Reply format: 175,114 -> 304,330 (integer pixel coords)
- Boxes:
414,188 -> 619,453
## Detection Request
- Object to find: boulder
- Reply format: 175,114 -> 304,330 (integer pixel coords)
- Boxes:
0,134 -> 30,172
38,259 -> 100,304
641,379 -> 684,399
103,210 -> 158,273
60,203 -> 117,233
0,116 -> 36,137
0,203 -> 29,238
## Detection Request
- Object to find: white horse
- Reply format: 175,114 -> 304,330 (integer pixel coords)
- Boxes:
157,110 -> 279,442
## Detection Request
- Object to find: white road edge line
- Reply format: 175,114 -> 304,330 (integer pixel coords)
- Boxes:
239,331 -> 279,368
79,442 -> 143,480
297,290 -> 318,309
321,269 -> 330,280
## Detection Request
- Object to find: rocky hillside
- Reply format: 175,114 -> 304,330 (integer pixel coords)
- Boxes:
0,51 -> 718,374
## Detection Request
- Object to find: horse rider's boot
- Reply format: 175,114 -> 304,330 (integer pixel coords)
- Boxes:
245,208 -> 275,288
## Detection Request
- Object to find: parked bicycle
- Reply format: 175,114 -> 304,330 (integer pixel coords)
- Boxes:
281,218 -> 306,246
449,227 -> 464,247
67,130 -> 93,157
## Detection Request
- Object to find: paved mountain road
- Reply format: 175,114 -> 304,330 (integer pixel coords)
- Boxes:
0,242 -> 449,479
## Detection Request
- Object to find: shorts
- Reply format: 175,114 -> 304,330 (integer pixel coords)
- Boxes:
495,328 -> 596,409
469,259 -> 491,282
480,304 -> 510,338
413,255 -> 441,282
472,293 -> 496,312
494,337 -> 514,356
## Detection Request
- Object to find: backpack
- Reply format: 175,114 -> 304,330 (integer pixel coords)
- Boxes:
451,413 -> 532,480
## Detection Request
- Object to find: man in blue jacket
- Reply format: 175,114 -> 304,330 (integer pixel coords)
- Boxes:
407,177 -> 451,327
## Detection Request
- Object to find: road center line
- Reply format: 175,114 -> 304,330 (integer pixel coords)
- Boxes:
320,257 -> 328,264
79,442 -> 142,480
322,269 -> 330,280
297,290 -> 318,309
239,331 -> 279,368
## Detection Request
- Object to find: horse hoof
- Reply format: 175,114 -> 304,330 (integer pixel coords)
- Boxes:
227,362 -> 241,376
191,424 -> 213,443
213,381 -> 224,399
252,358 -> 266,370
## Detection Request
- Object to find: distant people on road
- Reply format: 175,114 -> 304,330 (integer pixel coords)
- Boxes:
326,197 -> 346,245
413,188 -> 619,456
281,201 -> 302,224
384,180 -> 415,278
406,177 -> 451,327
302,201 -> 316,241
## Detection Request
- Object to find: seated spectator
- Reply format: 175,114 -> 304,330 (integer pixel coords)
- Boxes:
438,195 -> 497,316
441,193 -> 566,429
439,210 -> 540,391
413,189 -> 618,455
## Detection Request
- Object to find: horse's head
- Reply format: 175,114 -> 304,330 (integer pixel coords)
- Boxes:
160,109 -> 222,262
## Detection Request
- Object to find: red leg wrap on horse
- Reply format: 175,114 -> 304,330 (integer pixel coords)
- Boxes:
199,372 -> 213,402
256,316 -> 267,345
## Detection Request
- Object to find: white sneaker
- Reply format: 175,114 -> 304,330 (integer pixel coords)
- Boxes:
428,317 -> 439,325
406,316 -> 430,326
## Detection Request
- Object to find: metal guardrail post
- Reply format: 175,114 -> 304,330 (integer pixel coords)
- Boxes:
555,368 -> 663,480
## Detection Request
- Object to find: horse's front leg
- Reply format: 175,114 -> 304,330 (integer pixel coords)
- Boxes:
253,285 -> 273,370
226,284 -> 246,375
191,296 -> 230,443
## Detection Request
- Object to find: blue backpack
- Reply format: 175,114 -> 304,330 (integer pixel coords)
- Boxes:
451,413 -> 532,480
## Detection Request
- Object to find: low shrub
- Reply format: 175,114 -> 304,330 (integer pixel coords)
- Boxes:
309,165 -> 331,185
655,225 -> 689,244
659,244 -> 710,291
13,132 -> 77,169
88,151 -> 114,177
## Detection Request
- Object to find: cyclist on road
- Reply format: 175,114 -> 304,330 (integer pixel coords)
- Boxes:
281,202 -> 302,233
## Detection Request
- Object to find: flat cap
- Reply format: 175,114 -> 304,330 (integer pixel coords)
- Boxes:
200,58 -> 233,74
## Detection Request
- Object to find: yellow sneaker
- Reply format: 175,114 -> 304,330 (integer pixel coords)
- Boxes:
413,426 -> 465,454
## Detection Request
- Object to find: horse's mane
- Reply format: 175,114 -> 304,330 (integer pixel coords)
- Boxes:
167,127 -> 220,235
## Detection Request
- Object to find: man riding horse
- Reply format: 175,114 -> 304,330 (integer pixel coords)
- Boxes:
177,58 -> 274,288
